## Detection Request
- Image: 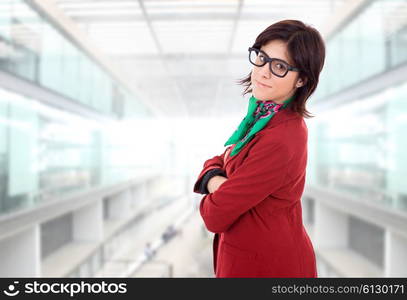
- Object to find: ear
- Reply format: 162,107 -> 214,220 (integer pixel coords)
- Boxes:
296,77 -> 307,87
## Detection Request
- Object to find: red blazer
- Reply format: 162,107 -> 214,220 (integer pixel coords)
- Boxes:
193,108 -> 317,278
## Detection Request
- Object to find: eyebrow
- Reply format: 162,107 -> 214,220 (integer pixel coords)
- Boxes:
259,48 -> 291,64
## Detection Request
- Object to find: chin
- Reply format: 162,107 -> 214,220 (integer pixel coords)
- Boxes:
253,90 -> 274,101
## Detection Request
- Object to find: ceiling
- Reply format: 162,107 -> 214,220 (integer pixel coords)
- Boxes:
54,0 -> 347,118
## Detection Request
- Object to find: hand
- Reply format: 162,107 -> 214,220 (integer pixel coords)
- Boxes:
207,175 -> 228,194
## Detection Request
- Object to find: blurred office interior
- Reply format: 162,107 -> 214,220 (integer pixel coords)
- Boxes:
0,0 -> 406,277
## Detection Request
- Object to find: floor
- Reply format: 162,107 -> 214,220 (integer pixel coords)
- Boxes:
95,195 -> 214,278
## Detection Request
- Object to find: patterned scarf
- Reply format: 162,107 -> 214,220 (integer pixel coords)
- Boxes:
224,94 -> 295,157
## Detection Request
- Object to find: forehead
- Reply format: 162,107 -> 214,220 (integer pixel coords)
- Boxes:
260,40 -> 292,63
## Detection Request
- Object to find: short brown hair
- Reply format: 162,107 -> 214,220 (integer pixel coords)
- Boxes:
237,19 -> 326,118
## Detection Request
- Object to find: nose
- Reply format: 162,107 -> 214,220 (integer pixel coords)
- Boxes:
257,63 -> 271,79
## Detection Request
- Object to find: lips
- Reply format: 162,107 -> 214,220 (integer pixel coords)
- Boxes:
255,79 -> 272,88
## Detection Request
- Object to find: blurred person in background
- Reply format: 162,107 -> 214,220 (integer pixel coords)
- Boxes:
193,19 -> 325,278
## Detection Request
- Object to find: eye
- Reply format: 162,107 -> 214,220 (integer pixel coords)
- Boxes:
258,54 -> 267,62
277,62 -> 289,71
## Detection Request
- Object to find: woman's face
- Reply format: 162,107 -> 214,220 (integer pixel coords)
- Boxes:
250,39 -> 303,103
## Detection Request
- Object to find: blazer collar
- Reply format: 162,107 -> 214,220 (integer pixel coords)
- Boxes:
263,108 -> 302,130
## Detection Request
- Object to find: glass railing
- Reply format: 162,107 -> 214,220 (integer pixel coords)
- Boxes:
0,0 -> 150,119
306,80 -> 407,213
313,0 -> 407,102
0,87 -> 159,216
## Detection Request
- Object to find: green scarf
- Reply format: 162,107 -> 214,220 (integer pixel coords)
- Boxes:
224,94 -> 295,157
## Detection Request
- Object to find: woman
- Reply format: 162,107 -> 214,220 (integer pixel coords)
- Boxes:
193,20 -> 325,278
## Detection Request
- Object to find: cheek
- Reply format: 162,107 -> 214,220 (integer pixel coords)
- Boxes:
274,77 -> 295,90
250,71 -> 256,82
251,68 -> 262,79
285,74 -> 298,86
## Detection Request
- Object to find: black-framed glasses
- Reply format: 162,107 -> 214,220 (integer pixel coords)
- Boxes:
248,47 -> 301,78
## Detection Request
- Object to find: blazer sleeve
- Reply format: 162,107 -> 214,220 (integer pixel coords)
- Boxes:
199,136 -> 292,233
193,148 -> 228,194
197,168 -> 228,194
